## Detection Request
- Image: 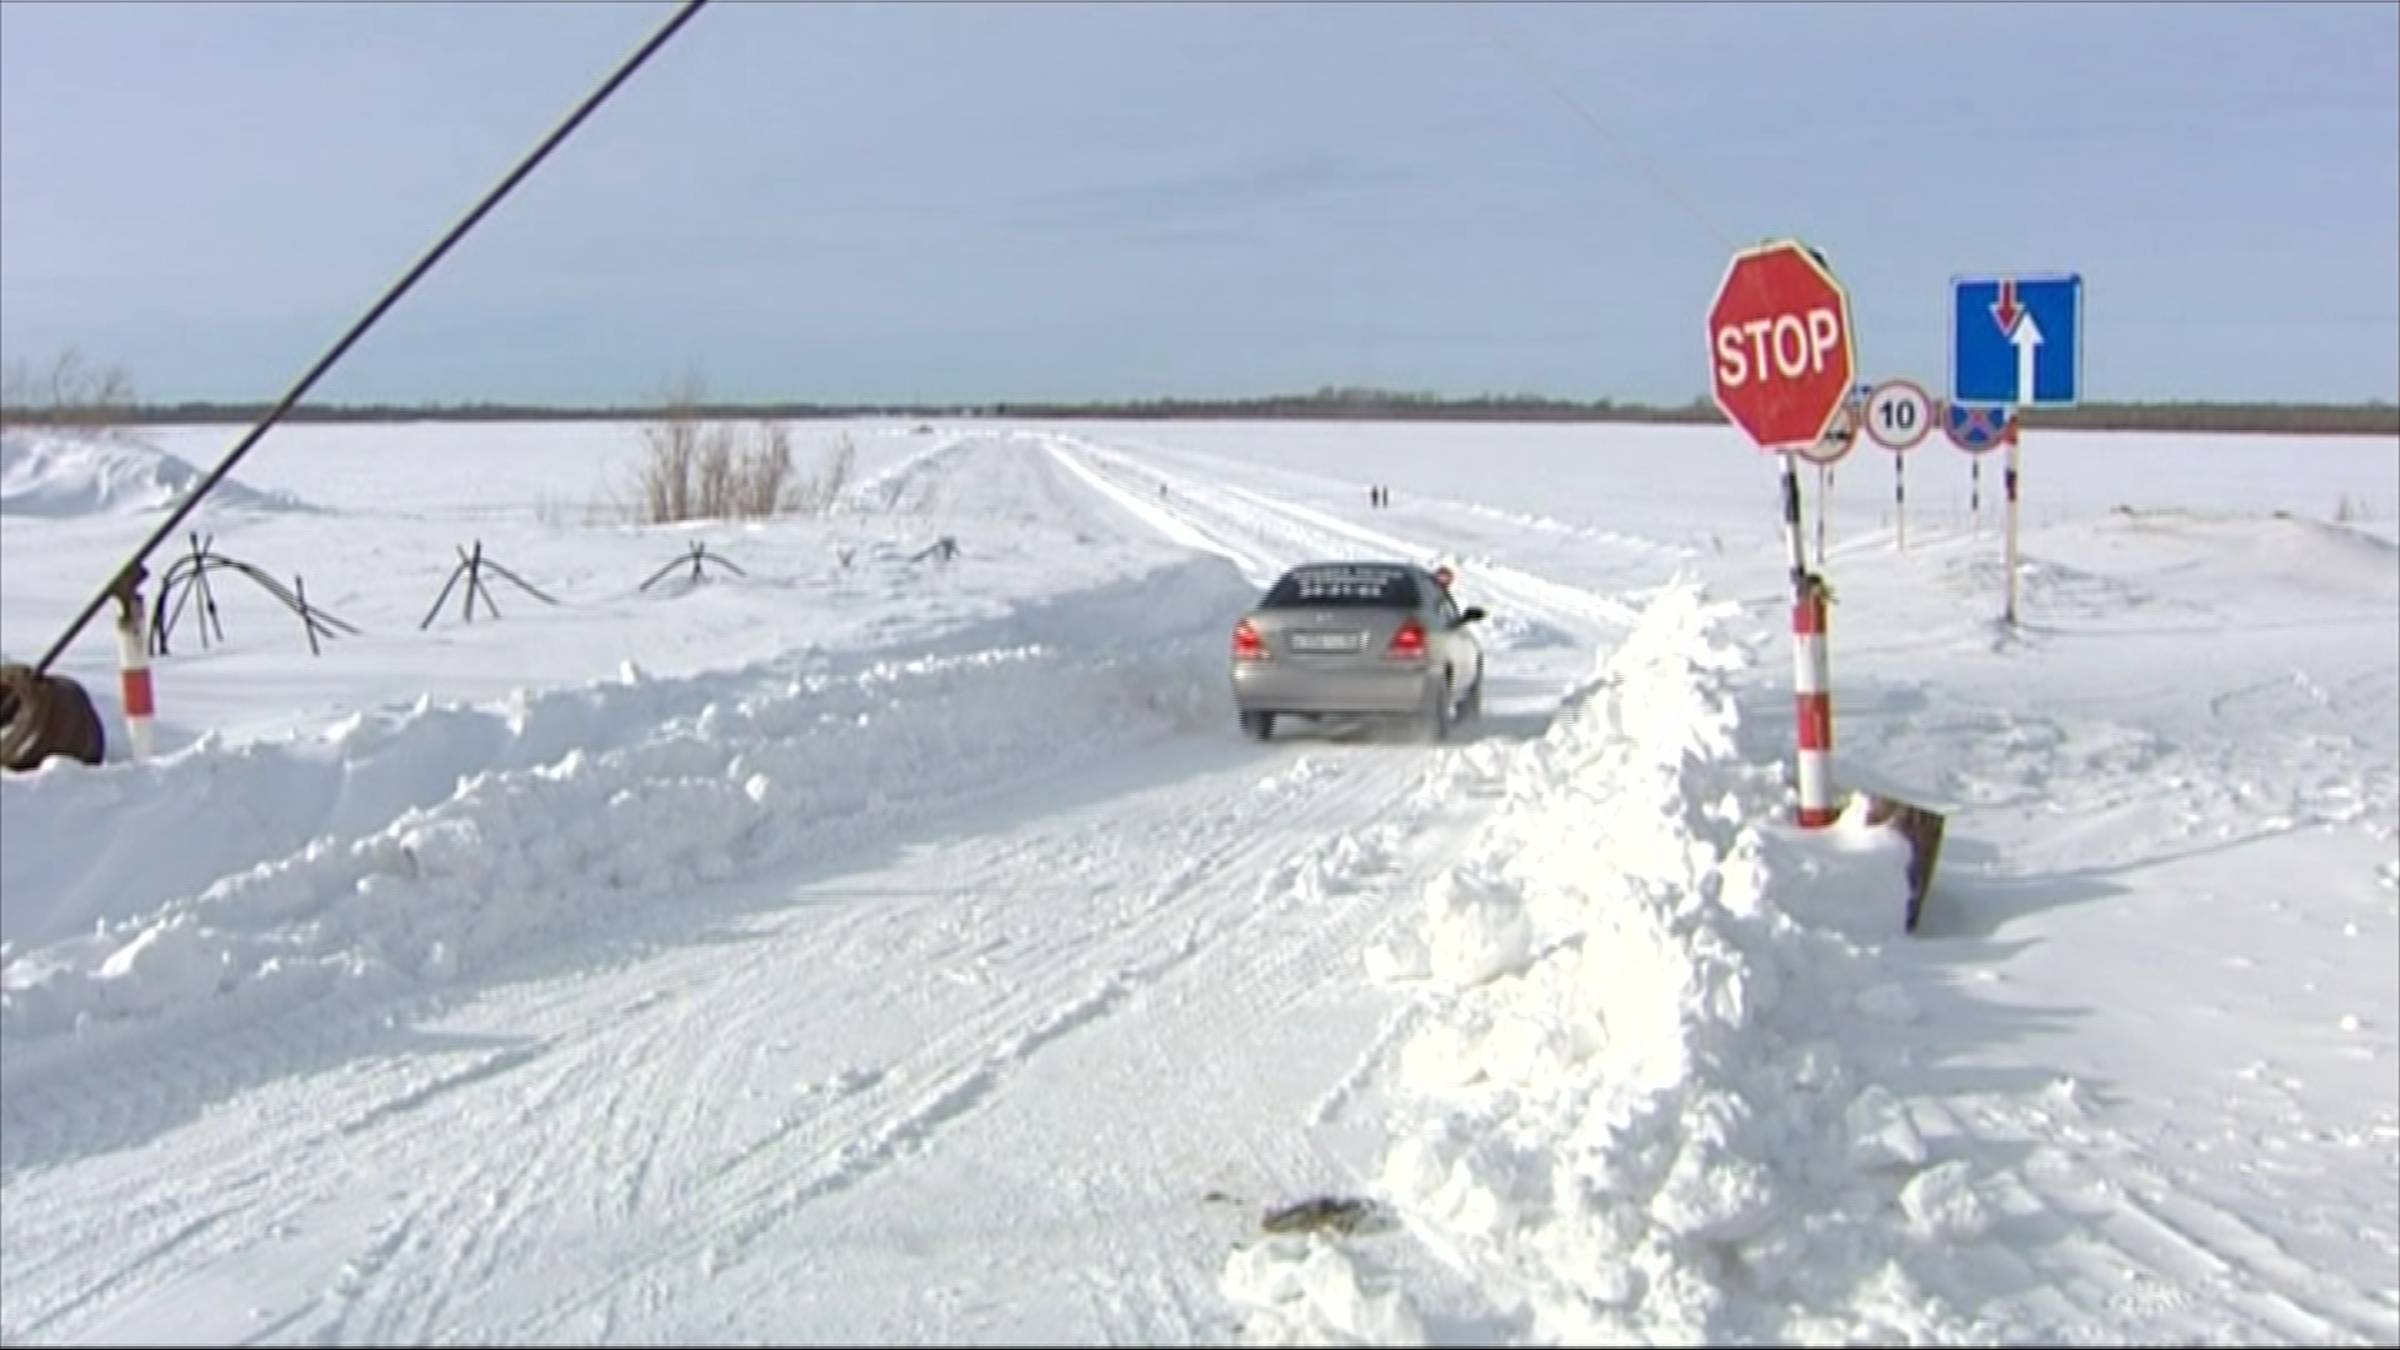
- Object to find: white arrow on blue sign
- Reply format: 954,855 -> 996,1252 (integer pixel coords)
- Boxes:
1951,274 -> 2082,407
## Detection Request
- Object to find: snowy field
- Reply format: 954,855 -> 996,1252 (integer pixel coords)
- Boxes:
2,417 -> 2394,1345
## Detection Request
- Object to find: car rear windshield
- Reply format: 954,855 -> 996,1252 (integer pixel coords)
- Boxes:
1261,565 -> 1421,609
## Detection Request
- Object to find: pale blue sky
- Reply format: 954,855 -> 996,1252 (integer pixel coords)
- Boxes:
3,2 -> 2394,406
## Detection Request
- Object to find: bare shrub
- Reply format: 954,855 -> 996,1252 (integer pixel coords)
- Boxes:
737,421 -> 795,517
0,347 -> 136,437
695,421 -> 737,517
633,375 -> 704,525
632,383 -> 825,525
636,419 -> 697,525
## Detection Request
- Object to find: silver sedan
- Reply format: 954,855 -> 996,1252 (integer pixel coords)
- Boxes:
1229,561 -> 1486,742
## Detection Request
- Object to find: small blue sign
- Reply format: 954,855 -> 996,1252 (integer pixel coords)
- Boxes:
1952,274 -> 2082,406
1942,401 -> 2016,454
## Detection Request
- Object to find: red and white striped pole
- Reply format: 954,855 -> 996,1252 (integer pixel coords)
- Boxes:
1792,573 -> 1835,827
113,582 -> 155,761
1781,452 -> 1837,828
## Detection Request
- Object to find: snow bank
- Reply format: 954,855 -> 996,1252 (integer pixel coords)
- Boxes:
1223,1234 -> 1427,1345
0,557 -> 1251,1081
1225,582 -> 1999,1344
0,432 -> 308,517
848,433 -> 971,514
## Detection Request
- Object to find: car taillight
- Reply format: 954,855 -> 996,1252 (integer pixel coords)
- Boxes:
1233,619 -> 1270,662
1385,618 -> 1427,660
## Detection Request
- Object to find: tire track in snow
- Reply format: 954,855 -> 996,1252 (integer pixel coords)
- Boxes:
1935,1090 -> 2396,1345
492,746 -> 1426,1342
332,1048 -> 592,1345
1045,431 -> 1641,648
655,753 -> 1486,1346
193,743 -> 1268,1347
2106,1182 -> 2363,1344
333,1042 -> 549,1137
1040,435 -> 1269,580
7,1207 -> 233,1343
559,744 -> 1401,1316
1066,427 -> 1694,566
811,752 -> 1497,1345
321,808 -> 1179,1344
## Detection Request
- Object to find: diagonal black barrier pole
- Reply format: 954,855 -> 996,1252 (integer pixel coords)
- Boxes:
297,575 -> 322,657
32,0 -> 709,677
421,556 -> 468,631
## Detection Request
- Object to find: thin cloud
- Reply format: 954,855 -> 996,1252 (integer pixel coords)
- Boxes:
1008,154 -> 1406,235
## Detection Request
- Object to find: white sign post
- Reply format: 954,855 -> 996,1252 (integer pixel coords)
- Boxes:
1864,380 -> 1932,552
1952,275 -> 2084,626
1817,463 -> 1831,566
2005,428 -> 2023,624
1797,400 -> 1858,568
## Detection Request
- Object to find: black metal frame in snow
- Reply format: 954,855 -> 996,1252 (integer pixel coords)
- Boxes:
638,541 -> 749,592
151,532 -> 362,657
419,540 -> 560,630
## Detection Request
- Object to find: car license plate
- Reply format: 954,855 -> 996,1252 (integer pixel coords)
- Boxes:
1289,631 -> 1364,653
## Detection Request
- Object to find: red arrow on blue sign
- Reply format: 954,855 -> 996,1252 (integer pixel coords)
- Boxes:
1991,280 -> 2021,336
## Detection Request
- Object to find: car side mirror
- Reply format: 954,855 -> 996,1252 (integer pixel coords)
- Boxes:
1457,607 -> 1486,626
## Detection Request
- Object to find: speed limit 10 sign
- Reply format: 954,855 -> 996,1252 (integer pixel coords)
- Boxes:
1864,380 -> 1933,452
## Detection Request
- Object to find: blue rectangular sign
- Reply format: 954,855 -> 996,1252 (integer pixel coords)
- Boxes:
1951,273 -> 2082,406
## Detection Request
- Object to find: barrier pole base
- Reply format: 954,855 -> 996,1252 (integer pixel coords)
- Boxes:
1864,794 -> 1949,934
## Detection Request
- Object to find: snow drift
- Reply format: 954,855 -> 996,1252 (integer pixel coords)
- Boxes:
0,432 -> 308,517
1226,582 -> 2004,1344
0,556 -> 1253,1092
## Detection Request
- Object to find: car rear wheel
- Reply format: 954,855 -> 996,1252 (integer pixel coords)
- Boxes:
1415,679 -> 1451,744
1240,710 -> 1276,742
1459,673 -> 1483,721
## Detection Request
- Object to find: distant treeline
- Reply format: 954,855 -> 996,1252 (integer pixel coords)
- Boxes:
986,391 -> 2400,435
2015,402 -> 2400,435
7,387 -> 2395,436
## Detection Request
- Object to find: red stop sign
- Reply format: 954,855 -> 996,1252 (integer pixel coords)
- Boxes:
1708,241 -> 1856,451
